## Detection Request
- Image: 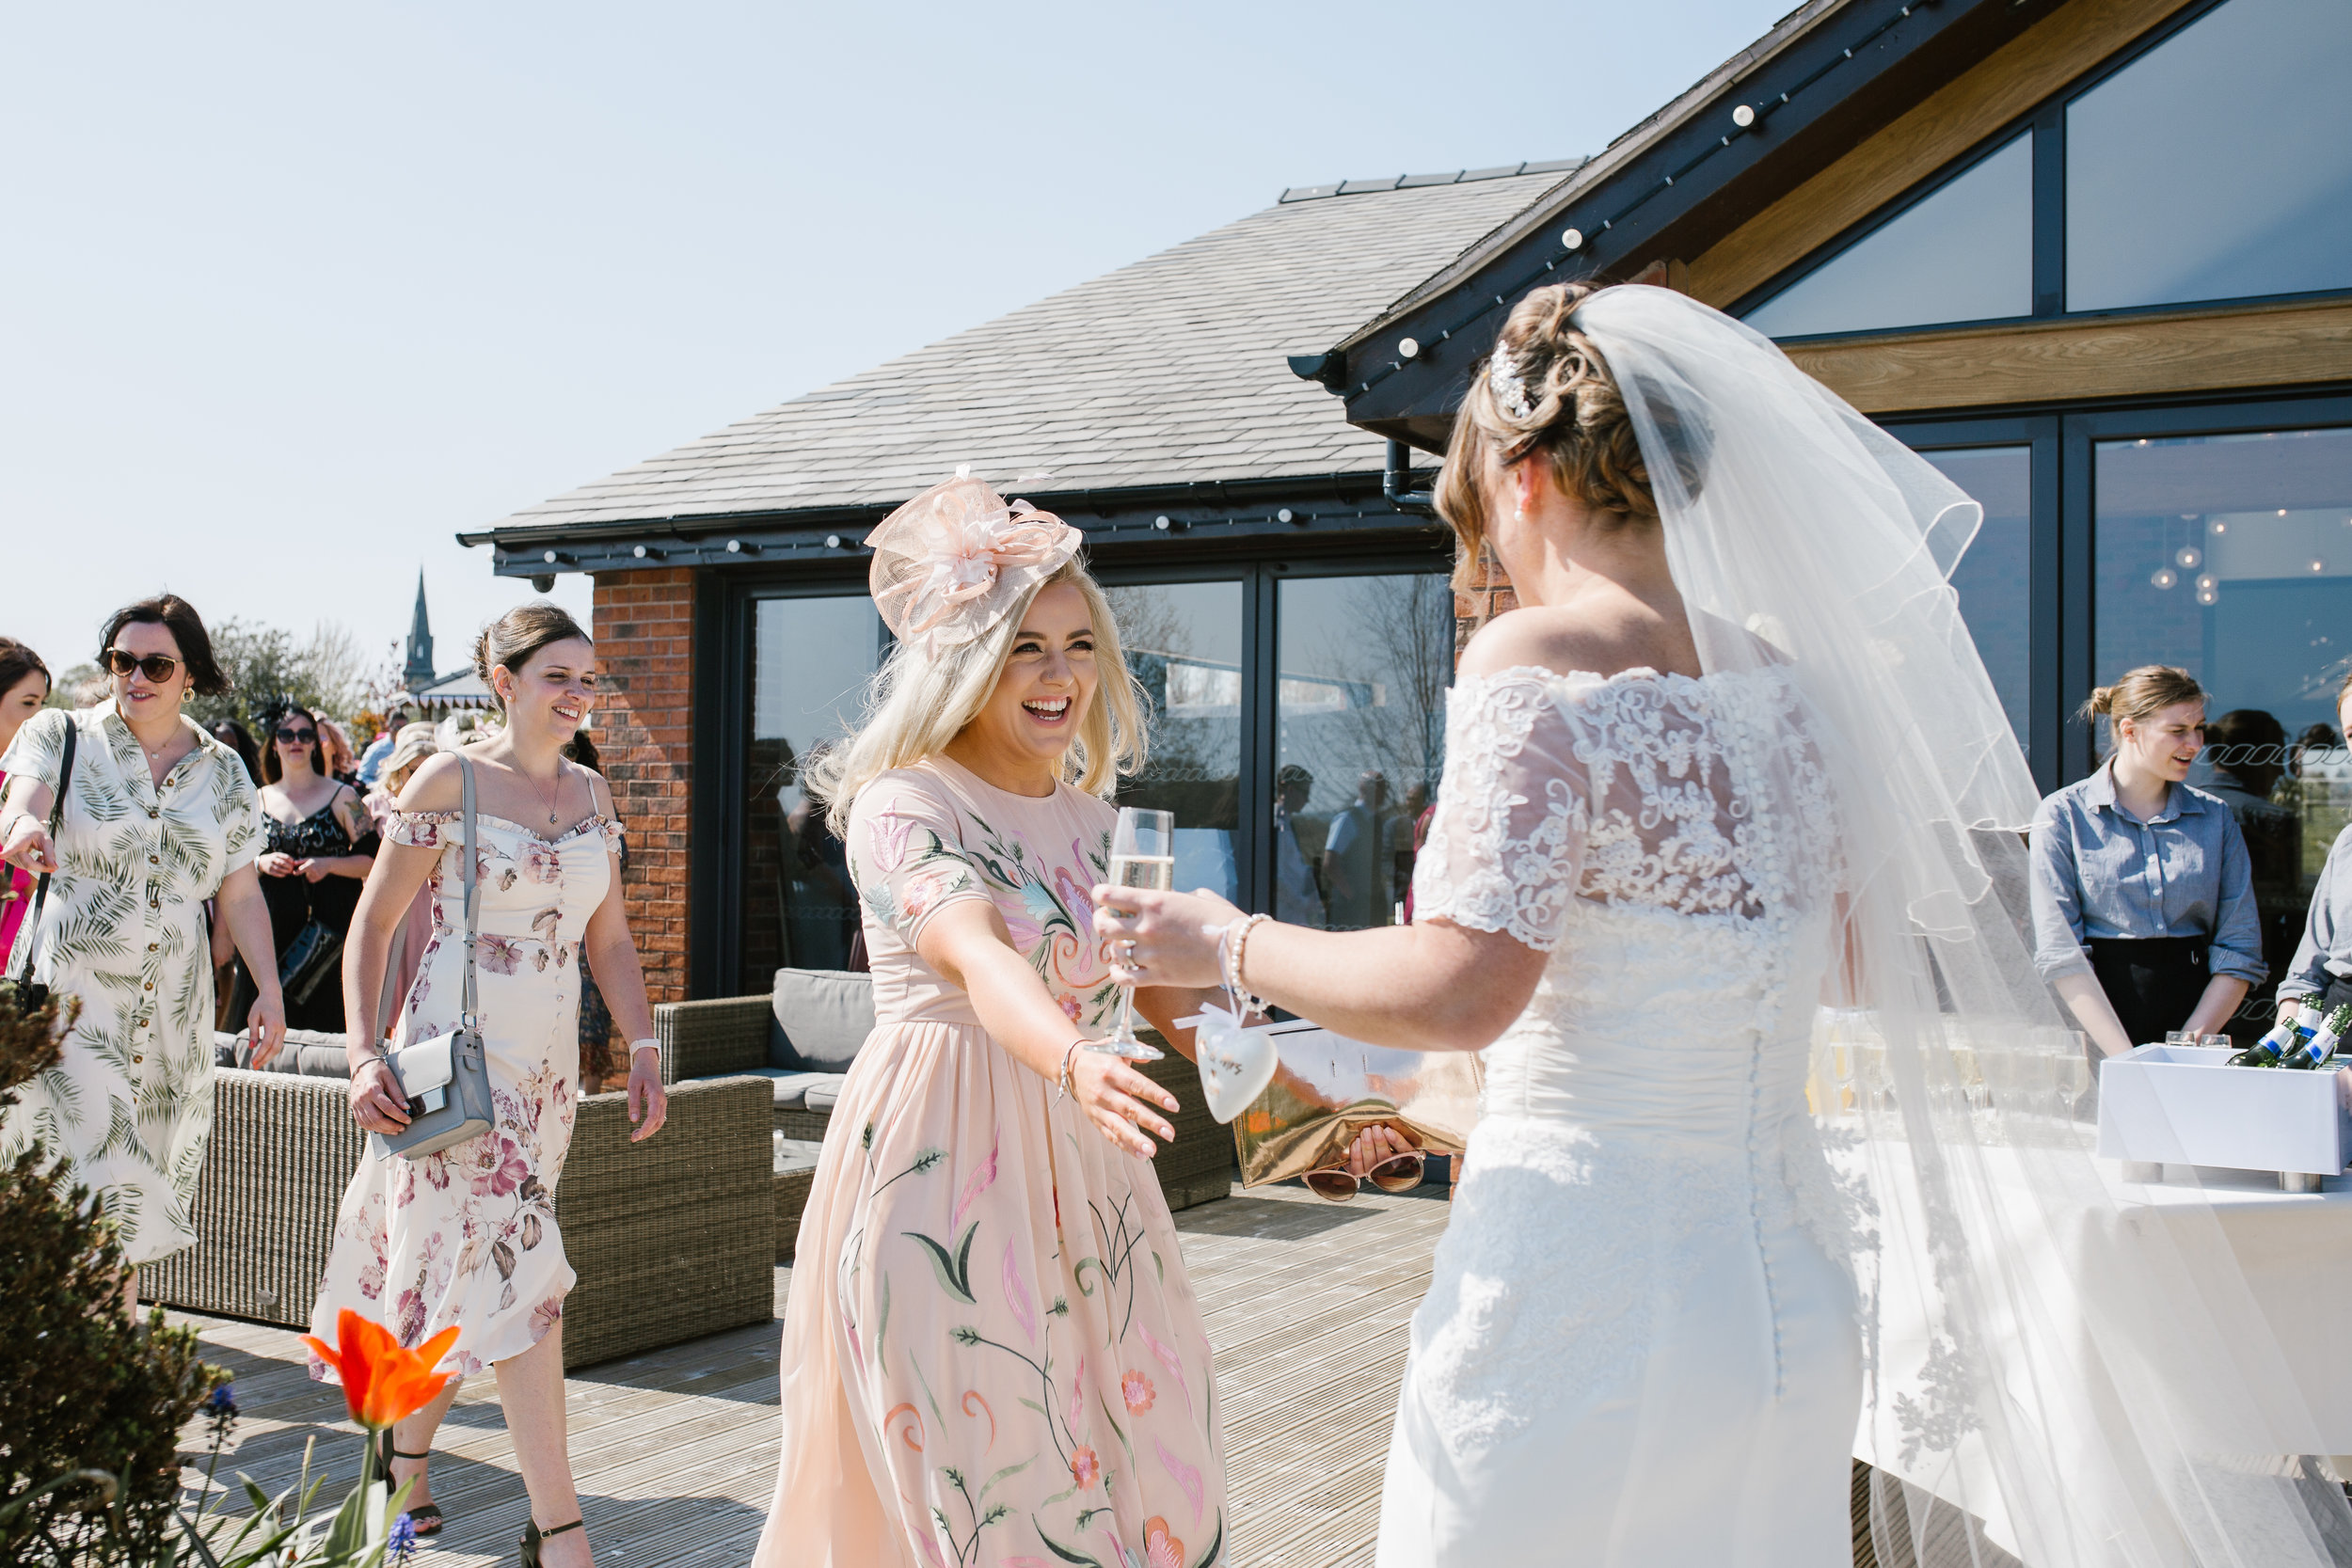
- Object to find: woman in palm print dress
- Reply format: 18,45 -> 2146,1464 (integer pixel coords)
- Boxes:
754,474 -> 1227,1568
0,596 -> 286,1278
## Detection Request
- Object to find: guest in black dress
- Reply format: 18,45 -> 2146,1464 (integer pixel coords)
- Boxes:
229,702 -> 377,1032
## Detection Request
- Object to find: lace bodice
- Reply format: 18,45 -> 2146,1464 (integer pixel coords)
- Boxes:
1405,666 -> 1860,1453
1411,665 -> 1842,942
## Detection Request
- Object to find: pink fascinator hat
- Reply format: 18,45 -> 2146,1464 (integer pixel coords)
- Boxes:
865,467 -> 1084,654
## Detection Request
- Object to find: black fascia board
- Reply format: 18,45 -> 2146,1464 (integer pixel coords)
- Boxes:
465,465 -> 1447,579
1339,0 -> 2031,448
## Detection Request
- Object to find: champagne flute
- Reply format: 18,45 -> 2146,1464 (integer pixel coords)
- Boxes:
1095,807 -> 1174,1061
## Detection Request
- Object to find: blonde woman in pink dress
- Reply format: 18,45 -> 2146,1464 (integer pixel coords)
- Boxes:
754,474 -> 1229,1568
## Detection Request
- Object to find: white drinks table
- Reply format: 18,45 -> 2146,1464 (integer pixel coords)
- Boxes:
1855,1145 -> 2352,1561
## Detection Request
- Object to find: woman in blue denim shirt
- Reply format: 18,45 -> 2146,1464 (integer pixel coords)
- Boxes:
2029,665 -> 2265,1057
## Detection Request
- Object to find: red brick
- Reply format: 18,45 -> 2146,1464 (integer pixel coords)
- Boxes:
594,569 -> 696,1008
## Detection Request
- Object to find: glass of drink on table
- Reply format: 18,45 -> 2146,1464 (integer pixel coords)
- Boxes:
1096,808 -> 1174,1061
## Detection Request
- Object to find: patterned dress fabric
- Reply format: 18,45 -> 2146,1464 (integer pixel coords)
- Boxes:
0,701 -> 262,1264
307,808 -> 624,1377
1376,667 -> 1862,1568
755,756 -> 1227,1568
0,768 -> 32,972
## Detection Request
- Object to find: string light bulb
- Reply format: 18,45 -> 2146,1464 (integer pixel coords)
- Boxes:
2151,568 -> 2178,590
2175,546 -> 2201,569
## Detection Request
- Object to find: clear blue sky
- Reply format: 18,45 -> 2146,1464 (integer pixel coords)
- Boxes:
1,0 -> 1787,690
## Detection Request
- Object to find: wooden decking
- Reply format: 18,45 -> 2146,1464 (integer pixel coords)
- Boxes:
172,1181 -> 1453,1567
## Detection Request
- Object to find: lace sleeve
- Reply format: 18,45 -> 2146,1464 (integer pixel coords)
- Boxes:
1410,672 -> 1587,951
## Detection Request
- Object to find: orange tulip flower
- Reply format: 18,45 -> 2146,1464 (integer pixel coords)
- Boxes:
301,1308 -> 459,1431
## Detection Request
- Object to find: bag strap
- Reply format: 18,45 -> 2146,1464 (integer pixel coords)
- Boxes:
11,720 -> 77,987
458,753 -> 479,1032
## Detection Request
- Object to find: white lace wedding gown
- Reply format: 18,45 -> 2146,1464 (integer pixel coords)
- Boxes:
1379,663 -> 1863,1566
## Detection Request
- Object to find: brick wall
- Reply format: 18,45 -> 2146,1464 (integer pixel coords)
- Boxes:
1453,546 -> 1517,659
593,569 -> 695,1008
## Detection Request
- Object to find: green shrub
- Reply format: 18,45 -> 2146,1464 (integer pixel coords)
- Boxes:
0,988 -> 224,1566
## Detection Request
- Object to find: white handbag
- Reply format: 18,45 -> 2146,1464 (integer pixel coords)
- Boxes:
371,755 -> 495,1161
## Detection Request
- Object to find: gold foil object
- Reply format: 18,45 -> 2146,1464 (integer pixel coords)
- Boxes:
1230,1022 -> 1483,1189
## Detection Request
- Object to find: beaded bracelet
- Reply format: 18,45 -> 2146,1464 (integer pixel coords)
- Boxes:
1221,912 -> 1271,1017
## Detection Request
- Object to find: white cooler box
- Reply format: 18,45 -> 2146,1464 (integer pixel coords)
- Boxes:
2097,1043 -> 2352,1178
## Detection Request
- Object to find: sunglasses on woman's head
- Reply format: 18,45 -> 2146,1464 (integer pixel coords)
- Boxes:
103,648 -> 180,682
275,726 -> 317,744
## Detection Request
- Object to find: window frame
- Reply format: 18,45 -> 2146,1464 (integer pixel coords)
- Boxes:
1879,389 -> 2352,800
1735,0 -> 2352,341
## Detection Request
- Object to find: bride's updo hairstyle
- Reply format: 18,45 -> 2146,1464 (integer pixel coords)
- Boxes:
805,559 -> 1147,836
1437,281 -> 1704,588
473,602 -> 593,718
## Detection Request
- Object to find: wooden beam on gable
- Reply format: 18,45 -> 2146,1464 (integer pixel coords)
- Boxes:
1685,0 -> 2201,310
1788,298 -> 2352,414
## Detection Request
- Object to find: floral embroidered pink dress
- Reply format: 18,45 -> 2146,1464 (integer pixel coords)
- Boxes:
755,757 -> 1228,1568
307,808 -> 625,1378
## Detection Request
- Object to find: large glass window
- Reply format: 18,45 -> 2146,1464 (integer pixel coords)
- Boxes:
2067,0 -> 2352,312
1919,446 -> 2033,752
1275,573 -> 1454,932
2093,426 -> 2352,979
740,594 -> 883,980
1106,581 -> 1244,902
1741,135 -> 2033,340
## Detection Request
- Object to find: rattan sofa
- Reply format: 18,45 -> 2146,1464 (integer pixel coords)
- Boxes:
655,975 -> 1235,1240
142,1046 -> 773,1371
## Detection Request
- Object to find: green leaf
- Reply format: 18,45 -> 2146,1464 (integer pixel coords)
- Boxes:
1189,1509 -> 1227,1568
977,1456 -> 1035,1503
903,1220 -> 980,1304
1030,1518 -> 1106,1566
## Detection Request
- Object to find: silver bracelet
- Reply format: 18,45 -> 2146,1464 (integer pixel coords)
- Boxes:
1056,1037 -> 1086,1102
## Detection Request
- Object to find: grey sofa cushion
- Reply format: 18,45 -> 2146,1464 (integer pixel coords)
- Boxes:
739,1069 -> 847,1110
769,969 -> 875,1072
213,1030 -> 354,1078
804,1081 -> 844,1113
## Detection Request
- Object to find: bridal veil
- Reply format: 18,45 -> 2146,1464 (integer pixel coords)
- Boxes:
1575,284 -> 2352,1568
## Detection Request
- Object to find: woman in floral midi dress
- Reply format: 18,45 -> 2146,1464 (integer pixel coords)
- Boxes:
755,477 -> 1227,1568
309,604 -> 667,1562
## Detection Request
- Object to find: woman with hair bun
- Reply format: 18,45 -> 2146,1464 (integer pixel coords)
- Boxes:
0,595 -> 285,1279
308,602 -> 667,1563
2028,664 -> 2264,1056
753,473 -> 1228,1568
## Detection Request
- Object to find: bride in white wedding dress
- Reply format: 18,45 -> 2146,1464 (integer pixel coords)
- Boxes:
1102,284 -> 2352,1567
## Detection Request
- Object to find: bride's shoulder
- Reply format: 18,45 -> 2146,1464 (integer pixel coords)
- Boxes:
1457,607 -> 1644,689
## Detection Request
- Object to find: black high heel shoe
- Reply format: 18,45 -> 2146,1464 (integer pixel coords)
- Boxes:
520,1516 -> 585,1566
373,1430 -> 444,1537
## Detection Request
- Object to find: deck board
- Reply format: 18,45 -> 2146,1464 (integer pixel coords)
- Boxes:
171,1181 -> 1448,1567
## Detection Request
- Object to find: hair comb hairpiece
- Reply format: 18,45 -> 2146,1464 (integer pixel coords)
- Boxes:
1486,344 -> 1534,422
864,467 -> 1084,655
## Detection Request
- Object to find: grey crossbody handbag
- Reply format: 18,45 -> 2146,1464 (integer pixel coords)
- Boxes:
371,754 -> 495,1162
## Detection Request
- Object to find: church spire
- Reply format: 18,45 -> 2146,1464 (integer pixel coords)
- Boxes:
404,571 -> 437,689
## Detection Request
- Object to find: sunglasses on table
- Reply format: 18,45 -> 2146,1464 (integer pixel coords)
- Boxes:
1302,1148 -> 1425,1203
103,648 -> 182,683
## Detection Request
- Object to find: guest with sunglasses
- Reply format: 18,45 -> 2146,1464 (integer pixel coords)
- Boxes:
226,700 -> 378,1035
0,594 -> 285,1291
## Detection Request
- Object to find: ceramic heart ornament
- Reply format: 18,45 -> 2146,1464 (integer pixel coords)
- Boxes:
1190,1001 -> 1280,1123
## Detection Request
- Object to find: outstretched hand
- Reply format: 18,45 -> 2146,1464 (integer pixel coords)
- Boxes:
1071,1047 -> 1180,1160
1092,884 -> 1242,991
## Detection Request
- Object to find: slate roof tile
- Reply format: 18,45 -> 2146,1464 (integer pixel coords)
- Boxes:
484,166 -> 1572,535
